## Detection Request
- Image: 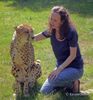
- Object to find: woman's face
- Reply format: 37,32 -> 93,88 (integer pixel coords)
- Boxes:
50,12 -> 62,30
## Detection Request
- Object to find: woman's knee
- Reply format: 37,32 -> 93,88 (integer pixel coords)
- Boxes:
40,86 -> 53,95
40,79 -> 54,95
40,88 -> 48,95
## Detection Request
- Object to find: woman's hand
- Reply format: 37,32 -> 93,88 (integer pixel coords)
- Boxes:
48,68 -> 62,80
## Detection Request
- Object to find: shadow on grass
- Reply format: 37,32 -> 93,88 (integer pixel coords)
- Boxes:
0,0 -> 93,17
53,92 -> 91,100
15,82 -> 41,100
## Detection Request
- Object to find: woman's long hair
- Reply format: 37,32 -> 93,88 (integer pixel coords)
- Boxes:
48,6 -> 75,38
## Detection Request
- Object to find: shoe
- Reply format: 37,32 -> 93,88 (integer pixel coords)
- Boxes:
52,87 -> 66,94
64,87 -> 73,93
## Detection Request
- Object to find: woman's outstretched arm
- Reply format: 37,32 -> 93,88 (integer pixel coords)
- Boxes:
33,31 -> 50,41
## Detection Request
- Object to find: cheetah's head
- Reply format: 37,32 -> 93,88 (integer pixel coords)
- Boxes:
15,24 -> 34,42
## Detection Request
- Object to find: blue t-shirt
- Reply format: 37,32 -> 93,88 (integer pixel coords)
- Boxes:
42,28 -> 83,69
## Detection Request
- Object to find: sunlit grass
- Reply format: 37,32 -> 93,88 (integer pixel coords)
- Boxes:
0,0 -> 93,100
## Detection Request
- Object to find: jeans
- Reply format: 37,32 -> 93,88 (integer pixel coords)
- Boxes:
40,67 -> 83,95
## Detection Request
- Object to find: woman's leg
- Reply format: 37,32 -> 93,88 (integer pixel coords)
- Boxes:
40,67 -> 83,95
40,79 -> 55,95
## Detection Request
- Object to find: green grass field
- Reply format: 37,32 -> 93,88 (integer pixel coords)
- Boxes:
0,0 -> 93,100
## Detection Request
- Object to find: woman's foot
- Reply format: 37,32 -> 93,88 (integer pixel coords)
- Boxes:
64,80 -> 80,93
72,80 -> 80,93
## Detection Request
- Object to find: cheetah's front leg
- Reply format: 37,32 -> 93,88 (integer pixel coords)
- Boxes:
13,80 -> 21,96
23,80 -> 29,97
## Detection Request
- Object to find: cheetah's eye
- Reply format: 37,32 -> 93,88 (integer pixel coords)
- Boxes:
25,30 -> 29,33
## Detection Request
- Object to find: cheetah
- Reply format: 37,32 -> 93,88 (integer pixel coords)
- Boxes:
10,24 -> 42,97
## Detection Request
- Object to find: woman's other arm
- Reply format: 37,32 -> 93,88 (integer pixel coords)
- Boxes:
58,47 -> 77,71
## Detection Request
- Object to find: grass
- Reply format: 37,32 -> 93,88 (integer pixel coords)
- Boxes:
0,0 -> 93,100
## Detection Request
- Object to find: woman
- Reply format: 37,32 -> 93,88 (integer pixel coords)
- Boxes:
33,6 -> 84,95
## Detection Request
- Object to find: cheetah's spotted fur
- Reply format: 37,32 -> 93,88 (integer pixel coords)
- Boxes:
10,24 -> 42,96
